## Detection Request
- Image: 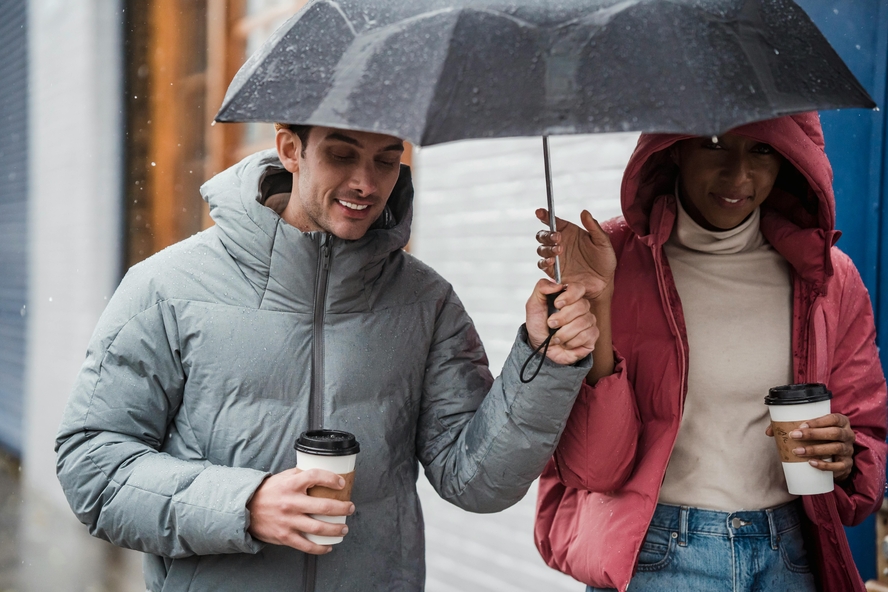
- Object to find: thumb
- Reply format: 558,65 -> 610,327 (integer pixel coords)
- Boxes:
580,210 -> 609,246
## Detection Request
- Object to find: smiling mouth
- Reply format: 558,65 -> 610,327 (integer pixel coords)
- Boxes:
337,199 -> 370,211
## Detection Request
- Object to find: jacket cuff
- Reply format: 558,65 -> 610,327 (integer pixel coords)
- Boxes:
174,465 -> 270,555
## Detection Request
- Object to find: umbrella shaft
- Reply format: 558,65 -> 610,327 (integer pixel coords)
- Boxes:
543,136 -> 562,284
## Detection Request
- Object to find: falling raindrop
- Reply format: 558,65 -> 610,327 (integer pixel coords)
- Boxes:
773,49 -> 779,55
151,162 -> 157,167
19,305 -> 25,317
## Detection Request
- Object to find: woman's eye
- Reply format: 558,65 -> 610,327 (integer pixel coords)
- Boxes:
753,143 -> 775,154
376,160 -> 397,169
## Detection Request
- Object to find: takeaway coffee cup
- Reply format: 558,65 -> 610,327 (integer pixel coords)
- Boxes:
294,429 -> 360,545
764,383 -> 833,495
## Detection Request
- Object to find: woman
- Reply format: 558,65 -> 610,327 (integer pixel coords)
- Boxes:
533,113 -> 887,591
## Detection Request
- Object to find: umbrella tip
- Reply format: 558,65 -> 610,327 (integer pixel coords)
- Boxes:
211,120 -> 217,127
873,106 -> 881,112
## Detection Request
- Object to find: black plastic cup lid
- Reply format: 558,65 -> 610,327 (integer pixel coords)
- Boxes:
294,429 -> 360,456
764,383 -> 832,406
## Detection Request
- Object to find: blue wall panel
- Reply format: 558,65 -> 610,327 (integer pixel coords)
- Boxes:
795,0 -> 888,583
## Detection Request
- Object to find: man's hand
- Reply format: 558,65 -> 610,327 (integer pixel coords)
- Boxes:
247,467 -> 355,554
765,413 -> 856,482
526,280 -> 599,366
535,209 -> 616,303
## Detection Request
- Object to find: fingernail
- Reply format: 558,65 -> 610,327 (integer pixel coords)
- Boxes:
548,319 -> 559,328
808,460 -> 819,467
793,447 -> 805,455
349,504 -> 356,515
341,526 -> 349,535
790,430 -> 803,438
552,337 -> 561,345
338,477 -> 345,487
799,423 -> 809,429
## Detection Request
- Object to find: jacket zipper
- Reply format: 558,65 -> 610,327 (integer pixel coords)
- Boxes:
304,233 -> 331,592
309,233 -> 331,431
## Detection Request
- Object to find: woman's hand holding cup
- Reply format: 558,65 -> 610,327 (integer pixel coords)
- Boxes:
766,413 -> 856,482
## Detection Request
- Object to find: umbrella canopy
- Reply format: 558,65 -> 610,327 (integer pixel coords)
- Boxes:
215,0 -> 875,144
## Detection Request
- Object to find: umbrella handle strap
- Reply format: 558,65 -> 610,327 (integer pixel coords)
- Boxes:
519,292 -> 560,383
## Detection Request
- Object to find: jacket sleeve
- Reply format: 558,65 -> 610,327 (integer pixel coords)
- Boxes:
826,257 -> 887,526
55,283 -> 269,558
553,350 -> 641,492
415,290 -> 591,513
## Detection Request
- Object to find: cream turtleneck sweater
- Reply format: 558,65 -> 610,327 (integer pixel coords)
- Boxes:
657,197 -> 796,511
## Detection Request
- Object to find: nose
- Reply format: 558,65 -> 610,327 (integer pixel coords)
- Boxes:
349,160 -> 378,197
722,153 -> 754,187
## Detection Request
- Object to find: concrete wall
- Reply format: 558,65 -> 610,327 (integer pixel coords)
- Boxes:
23,1 -> 142,589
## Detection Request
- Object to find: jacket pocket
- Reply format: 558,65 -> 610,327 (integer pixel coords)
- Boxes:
635,526 -> 676,572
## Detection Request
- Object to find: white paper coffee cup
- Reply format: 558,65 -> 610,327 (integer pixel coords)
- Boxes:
765,384 -> 833,495
294,430 -> 360,545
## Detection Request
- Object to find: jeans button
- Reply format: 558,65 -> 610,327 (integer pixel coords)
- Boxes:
731,517 -> 742,529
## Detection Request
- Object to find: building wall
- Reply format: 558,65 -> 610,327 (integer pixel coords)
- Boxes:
22,1 -> 143,590
0,0 -> 29,456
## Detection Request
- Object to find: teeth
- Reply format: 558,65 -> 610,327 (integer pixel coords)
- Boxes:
338,200 -> 369,211
721,196 -> 741,204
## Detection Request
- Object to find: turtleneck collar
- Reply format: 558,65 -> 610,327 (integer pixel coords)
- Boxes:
671,182 -> 766,255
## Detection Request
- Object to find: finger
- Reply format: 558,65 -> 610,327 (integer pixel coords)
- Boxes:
579,210 -> 611,248
284,533 -> 334,555
293,468 -> 349,492
552,282 -> 588,308
536,208 -> 572,232
765,425 -> 774,437
792,442 -> 852,459
535,229 -> 561,247
550,311 -> 594,345
298,496 -> 356,518
534,278 -> 565,298
536,244 -> 562,259
293,514 -> 352,538
791,426 -> 855,444
807,457 -> 852,476
555,323 -> 599,352
801,413 -> 849,429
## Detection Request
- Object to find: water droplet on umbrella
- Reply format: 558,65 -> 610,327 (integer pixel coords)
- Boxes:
773,49 -> 779,55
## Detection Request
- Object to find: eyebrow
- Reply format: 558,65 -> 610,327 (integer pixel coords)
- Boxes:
325,131 -> 404,153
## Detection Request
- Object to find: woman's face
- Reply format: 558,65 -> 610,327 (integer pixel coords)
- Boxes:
674,133 -> 783,231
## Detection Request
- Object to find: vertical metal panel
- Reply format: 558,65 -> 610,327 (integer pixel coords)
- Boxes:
0,0 -> 28,455
796,0 -> 888,582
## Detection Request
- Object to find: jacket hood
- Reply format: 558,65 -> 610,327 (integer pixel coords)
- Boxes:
621,112 -> 840,287
200,149 -> 414,299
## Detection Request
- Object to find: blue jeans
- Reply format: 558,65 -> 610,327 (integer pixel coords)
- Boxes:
588,501 -> 817,592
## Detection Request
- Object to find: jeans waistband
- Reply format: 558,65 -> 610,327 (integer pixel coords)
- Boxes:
649,501 -> 802,548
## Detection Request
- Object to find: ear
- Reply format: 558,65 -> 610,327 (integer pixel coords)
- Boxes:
276,128 -> 302,174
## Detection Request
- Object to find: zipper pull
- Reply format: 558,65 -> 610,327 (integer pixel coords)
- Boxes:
321,234 -> 331,270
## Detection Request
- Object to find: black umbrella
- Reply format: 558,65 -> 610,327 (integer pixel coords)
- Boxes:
215,0 -> 875,378
216,0 -> 874,277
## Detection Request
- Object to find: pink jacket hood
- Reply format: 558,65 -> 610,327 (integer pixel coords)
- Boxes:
622,112 -> 840,290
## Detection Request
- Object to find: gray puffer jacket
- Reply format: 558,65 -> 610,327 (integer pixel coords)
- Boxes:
56,150 -> 590,592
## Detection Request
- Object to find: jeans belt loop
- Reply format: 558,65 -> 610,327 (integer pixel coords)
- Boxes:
678,506 -> 689,547
766,508 -> 779,550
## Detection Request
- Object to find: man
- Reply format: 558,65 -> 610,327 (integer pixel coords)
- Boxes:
56,122 -> 599,592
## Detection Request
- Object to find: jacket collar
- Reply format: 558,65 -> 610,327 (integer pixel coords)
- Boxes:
202,149 -> 414,310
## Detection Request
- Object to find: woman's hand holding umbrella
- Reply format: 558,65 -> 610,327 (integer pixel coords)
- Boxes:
535,209 -> 617,384
766,413 -> 857,482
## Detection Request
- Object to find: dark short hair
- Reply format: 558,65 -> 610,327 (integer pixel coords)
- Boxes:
274,123 -> 312,156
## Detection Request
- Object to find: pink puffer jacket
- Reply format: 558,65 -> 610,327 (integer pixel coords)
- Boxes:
534,113 -> 887,592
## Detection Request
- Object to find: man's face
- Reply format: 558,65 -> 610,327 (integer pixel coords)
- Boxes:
674,133 -> 782,231
278,126 -> 404,240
